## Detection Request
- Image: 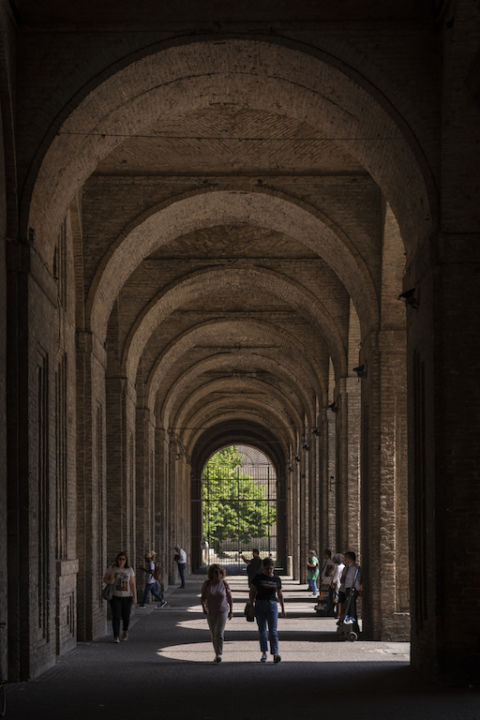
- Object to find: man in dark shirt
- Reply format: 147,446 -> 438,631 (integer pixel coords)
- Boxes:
241,548 -> 262,587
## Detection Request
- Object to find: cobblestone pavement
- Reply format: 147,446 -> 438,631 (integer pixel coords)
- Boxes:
5,575 -> 479,720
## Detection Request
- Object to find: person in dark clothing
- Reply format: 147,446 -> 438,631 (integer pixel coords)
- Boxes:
249,557 -> 286,663
241,548 -> 262,587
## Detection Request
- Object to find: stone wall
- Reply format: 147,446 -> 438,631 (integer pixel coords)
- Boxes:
1,0 -> 479,686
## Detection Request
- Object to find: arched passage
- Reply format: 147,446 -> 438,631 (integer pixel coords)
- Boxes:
26,38 -> 435,268
90,190 -> 378,360
190,422 -> 288,573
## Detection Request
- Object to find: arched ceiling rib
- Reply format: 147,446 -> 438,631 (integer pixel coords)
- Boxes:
154,341 -> 322,427
90,191 -> 376,359
191,420 -> 287,479
182,404 -> 297,458
123,265 -> 346,388
171,379 -> 305,455
28,39 -> 434,267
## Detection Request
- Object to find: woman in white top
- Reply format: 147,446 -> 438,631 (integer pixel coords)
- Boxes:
332,553 -> 345,620
103,551 -> 137,643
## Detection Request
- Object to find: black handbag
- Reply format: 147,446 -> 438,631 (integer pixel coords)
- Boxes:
102,583 -> 114,601
244,601 -> 255,622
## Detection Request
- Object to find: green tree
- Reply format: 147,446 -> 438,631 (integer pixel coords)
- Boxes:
202,446 -> 275,553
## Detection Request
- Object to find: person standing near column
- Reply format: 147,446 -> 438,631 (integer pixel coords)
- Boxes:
306,549 -> 320,596
103,551 -> 137,643
201,564 -> 233,663
249,557 -> 286,663
241,548 -> 262,587
174,545 -> 187,588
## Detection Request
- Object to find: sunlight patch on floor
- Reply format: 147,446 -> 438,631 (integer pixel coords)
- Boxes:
156,640 -> 410,663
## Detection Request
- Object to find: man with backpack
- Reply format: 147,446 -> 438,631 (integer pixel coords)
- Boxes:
140,551 -> 167,607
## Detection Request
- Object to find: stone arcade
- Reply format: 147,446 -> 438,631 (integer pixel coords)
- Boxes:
0,0 -> 479,688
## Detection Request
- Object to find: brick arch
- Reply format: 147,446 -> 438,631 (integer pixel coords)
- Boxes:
183,406 -> 297,460
171,376 -> 305,448
96,191 -> 377,353
150,322 -> 323,424
27,38 -> 435,268
121,261 -> 347,382
92,193 -> 370,373
190,420 -> 287,491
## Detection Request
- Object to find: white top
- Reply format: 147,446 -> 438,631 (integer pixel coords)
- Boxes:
177,548 -> 187,564
106,565 -> 135,597
145,559 -> 155,584
332,563 -> 345,591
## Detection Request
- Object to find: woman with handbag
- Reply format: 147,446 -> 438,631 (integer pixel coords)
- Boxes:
103,552 -> 137,643
249,556 -> 286,663
200,564 -> 233,663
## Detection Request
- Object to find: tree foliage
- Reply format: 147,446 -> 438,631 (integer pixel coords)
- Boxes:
202,446 -> 275,552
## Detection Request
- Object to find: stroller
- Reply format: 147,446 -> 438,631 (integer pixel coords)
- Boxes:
337,569 -> 361,641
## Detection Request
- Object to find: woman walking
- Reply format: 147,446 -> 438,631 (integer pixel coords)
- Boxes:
201,564 -> 233,663
103,552 -> 137,643
249,557 -> 286,663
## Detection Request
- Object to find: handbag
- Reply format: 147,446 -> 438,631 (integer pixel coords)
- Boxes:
102,583 -> 114,601
244,601 -> 255,622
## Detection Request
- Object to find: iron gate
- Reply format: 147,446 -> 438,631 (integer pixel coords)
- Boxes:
202,457 -> 277,571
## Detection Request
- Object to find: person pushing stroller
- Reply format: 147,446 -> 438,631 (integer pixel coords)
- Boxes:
337,551 -> 362,641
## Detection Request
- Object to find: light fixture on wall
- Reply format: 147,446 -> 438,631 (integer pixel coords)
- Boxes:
327,401 -> 338,412
398,288 -> 419,309
353,364 -> 367,379
294,454 -> 301,463
312,427 -> 320,436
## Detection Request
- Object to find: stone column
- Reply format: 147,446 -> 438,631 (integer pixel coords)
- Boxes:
326,406 -> 336,550
298,446 -> 308,583
360,329 -> 409,641
135,405 -> 154,575
6,238 -> 32,679
76,330 -> 107,641
407,236 -> 480,682
168,435 -> 178,583
335,378 -> 348,550
155,426 -> 169,587
345,376 -> 361,553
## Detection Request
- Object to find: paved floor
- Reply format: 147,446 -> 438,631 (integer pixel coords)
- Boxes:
6,575 -> 479,720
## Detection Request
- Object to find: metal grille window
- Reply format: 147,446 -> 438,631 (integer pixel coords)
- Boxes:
201,446 -> 278,570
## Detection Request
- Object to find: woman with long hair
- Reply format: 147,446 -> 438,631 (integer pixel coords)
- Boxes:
103,551 -> 137,643
201,564 -> 233,663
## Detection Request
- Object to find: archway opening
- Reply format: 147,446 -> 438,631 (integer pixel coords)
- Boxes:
200,445 -> 278,574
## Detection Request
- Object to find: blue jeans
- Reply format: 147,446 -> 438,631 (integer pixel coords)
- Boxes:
178,563 -> 186,587
142,581 -> 164,605
308,578 -> 318,595
255,599 -> 279,655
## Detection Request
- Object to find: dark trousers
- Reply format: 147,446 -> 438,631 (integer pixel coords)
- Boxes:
178,562 -> 186,587
110,596 -> 133,637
